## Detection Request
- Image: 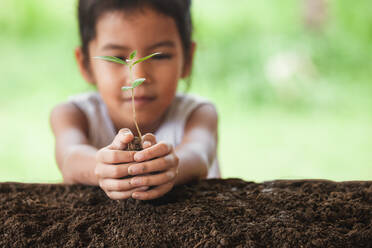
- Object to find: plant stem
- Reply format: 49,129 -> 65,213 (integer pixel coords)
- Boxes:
131,88 -> 142,141
129,65 -> 142,141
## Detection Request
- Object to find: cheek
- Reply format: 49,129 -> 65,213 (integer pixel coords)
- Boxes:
153,56 -> 184,105
155,66 -> 179,96
92,63 -> 125,93
154,57 -> 184,84
155,74 -> 178,112
93,63 -> 123,82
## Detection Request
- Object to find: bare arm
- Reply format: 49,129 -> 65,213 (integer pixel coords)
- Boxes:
50,102 -> 98,185
174,103 -> 218,185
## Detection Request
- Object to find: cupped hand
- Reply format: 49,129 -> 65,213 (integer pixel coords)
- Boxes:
127,133 -> 179,200
95,128 -> 149,200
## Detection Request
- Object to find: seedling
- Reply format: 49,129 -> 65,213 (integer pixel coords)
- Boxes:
94,51 -> 160,144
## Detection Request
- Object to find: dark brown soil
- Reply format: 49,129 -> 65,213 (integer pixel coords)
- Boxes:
125,136 -> 143,151
0,179 -> 371,247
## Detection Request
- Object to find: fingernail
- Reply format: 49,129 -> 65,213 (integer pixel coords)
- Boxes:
131,178 -> 141,186
143,141 -> 151,148
121,128 -> 130,134
166,171 -> 175,179
132,192 -> 140,198
128,166 -> 140,175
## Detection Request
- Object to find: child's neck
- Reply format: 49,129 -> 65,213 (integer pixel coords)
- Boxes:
111,109 -> 168,137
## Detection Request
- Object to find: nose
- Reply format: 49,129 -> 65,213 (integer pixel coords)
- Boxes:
131,61 -> 150,84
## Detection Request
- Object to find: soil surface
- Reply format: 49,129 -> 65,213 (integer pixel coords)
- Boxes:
0,179 -> 371,247
125,136 -> 143,151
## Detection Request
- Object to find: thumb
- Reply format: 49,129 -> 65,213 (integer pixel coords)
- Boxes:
108,128 -> 134,150
141,133 -> 157,149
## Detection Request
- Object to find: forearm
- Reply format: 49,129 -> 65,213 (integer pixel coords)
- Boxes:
174,144 -> 209,185
61,144 -> 99,186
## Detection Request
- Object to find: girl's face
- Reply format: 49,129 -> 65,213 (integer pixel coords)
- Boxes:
80,8 -> 193,133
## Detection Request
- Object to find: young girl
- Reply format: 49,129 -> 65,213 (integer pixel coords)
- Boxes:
50,0 -> 220,201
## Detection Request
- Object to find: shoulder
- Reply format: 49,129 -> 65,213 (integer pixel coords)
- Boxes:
51,91 -> 100,132
50,101 -> 89,137
175,93 -> 217,114
180,93 -> 218,132
176,92 -> 214,106
185,102 -> 218,131
68,91 -> 101,106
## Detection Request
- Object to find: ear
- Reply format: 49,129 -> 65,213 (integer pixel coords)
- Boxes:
74,47 -> 96,85
181,41 -> 197,78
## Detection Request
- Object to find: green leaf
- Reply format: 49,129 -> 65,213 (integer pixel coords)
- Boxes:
133,52 -> 161,65
129,50 -> 137,60
94,56 -> 128,65
121,86 -> 133,91
132,78 -> 146,88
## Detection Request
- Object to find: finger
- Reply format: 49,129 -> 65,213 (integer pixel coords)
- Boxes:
96,147 -> 136,164
132,182 -> 174,200
95,162 -> 132,179
106,186 -> 149,200
142,140 -> 152,149
128,152 -> 178,175
129,168 -> 177,187
108,128 -> 134,150
141,133 -> 157,149
134,141 -> 172,162
99,178 -> 134,192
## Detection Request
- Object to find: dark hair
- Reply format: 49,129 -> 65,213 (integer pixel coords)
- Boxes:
78,0 -> 192,67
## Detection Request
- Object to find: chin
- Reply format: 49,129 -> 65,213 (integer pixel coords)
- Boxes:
137,115 -> 156,127
140,111 -> 164,127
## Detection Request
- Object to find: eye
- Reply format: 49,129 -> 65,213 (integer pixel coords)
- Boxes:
152,54 -> 172,60
115,56 -> 127,61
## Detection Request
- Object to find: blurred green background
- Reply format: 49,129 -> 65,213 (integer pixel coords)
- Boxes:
0,0 -> 371,183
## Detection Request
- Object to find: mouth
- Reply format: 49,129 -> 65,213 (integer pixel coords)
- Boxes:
123,96 -> 156,106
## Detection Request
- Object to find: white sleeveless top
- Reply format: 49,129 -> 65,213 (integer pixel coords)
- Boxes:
68,91 -> 221,178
